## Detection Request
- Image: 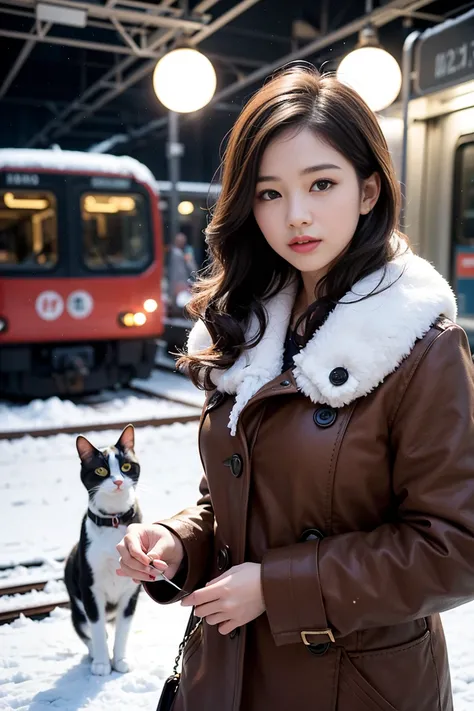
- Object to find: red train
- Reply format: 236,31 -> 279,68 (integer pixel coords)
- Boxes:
0,148 -> 164,398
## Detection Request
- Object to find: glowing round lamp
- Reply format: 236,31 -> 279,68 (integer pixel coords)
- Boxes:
133,312 -> 147,326
178,200 -> 194,215
144,299 -> 158,313
153,48 -> 217,113
337,45 -> 402,113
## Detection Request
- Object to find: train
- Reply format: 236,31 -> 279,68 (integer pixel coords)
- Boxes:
382,7 -> 474,350
0,148 -> 164,398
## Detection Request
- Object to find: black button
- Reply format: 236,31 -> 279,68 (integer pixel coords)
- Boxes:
280,379 -> 291,387
329,367 -> 349,386
299,528 -> 325,542
225,453 -> 243,478
307,642 -> 330,656
229,628 -> 240,639
313,407 -> 337,428
217,545 -> 230,572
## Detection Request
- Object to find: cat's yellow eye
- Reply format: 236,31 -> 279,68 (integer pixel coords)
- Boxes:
121,463 -> 131,473
95,467 -> 108,477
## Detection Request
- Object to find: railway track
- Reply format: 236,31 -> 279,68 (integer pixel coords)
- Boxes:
0,561 -> 69,624
0,375 -> 203,440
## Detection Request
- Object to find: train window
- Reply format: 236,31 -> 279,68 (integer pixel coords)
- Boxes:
81,193 -> 150,270
0,190 -> 58,270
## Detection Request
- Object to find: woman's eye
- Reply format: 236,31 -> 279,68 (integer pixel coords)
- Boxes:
258,189 -> 280,201
311,180 -> 333,192
95,467 -> 108,477
121,463 -> 131,473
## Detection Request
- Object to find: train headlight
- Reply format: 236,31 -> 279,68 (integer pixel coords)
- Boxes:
144,299 -> 158,313
119,311 -> 148,327
0,316 -> 7,333
133,312 -> 147,326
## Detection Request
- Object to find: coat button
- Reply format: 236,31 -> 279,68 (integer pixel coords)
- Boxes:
280,379 -> 291,387
329,367 -> 349,386
217,545 -> 230,572
300,528 -> 325,542
313,407 -> 337,428
229,454 -> 243,478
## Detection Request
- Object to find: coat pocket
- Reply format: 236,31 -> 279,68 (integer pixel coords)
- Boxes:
182,620 -> 204,666
337,630 -> 440,711
337,649 -> 397,711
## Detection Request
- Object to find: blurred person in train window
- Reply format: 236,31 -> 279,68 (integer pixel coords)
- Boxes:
168,231 -> 197,315
116,65 -> 474,711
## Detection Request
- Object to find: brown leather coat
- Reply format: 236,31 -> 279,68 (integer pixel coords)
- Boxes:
145,246 -> 474,711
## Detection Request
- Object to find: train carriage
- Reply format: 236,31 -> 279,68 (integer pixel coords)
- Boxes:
0,148 -> 164,398
383,7 -> 474,350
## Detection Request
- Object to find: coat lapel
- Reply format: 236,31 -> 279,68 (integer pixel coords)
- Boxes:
187,239 -> 457,435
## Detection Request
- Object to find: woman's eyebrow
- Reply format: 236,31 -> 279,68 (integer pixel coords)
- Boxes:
256,163 -> 342,183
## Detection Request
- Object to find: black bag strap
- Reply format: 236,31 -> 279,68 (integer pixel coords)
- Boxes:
172,609 -> 202,676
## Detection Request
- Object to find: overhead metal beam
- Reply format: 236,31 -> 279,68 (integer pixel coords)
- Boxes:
103,0 -> 438,151
25,0 -> 260,147
0,21 -> 51,100
0,28 -> 161,58
7,0 -> 207,31
207,0 -> 438,105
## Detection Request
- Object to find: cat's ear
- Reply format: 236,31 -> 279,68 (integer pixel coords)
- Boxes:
116,424 -> 135,453
76,435 -> 97,462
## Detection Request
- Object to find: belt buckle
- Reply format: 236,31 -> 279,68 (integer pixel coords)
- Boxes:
301,629 -> 335,645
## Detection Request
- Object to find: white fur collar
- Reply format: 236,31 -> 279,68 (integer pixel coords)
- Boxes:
187,239 -> 457,436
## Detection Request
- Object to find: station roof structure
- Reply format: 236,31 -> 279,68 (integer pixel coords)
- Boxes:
0,0 -> 471,182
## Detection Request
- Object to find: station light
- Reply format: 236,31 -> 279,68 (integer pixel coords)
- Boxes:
337,25 -> 402,113
143,299 -> 158,313
152,48 -> 217,113
178,200 -> 194,215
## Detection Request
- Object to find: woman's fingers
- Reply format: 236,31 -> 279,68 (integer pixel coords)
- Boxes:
204,612 -> 230,626
116,538 -> 155,576
116,561 -> 160,581
123,535 -> 151,567
194,599 -> 224,619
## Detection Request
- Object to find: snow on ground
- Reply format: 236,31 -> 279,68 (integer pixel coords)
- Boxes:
1,408 -> 474,709
0,393 -> 198,433
0,595 -> 189,711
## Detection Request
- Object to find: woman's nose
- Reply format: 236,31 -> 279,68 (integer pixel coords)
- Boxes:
287,199 -> 312,228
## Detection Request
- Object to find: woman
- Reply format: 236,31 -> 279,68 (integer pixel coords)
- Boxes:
116,66 -> 474,711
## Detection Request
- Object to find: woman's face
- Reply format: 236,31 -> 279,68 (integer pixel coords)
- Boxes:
253,127 -> 380,283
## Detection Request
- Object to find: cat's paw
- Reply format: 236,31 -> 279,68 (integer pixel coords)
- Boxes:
91,660 -> 112,676
112,657 -> 130,673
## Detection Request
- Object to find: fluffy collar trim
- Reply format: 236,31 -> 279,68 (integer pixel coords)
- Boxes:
187,239 -> 457,435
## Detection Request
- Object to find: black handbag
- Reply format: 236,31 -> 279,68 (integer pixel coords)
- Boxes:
156,610 -> 202,711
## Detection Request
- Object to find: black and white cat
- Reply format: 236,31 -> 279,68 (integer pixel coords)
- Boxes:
64,424 -> 142,676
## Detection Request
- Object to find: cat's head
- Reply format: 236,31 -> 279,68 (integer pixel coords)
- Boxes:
76,424 -> 140,512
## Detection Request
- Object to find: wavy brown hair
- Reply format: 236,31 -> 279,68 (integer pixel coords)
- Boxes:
177,64 -> 403,389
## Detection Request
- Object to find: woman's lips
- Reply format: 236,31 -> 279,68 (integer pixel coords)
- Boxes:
288,239 -> 322,254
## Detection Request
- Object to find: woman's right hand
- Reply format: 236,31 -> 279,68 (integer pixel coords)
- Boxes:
116,523 -> 185,584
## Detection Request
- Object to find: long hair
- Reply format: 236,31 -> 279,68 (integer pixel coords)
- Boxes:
177,65 -> 402,389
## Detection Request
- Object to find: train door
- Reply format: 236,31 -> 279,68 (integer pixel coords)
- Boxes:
406,103 -> 474,345
452,133 -> 474,335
